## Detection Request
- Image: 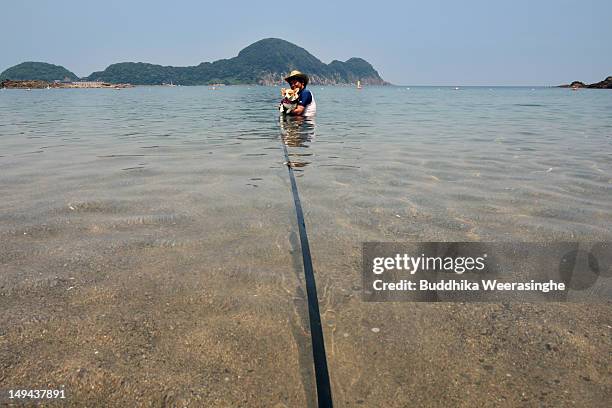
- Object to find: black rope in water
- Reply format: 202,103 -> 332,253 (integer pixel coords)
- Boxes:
280,133 -> 333,408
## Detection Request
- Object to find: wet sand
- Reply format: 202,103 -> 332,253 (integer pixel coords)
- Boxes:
2,213 -> 610,407
1,182 -> 314,406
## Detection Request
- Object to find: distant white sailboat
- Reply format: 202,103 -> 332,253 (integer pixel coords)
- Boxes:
357,80 -> 362,89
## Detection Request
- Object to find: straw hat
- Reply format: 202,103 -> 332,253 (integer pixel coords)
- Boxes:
284,70 -> 309,86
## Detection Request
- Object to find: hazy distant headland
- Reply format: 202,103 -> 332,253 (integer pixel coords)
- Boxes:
0,38 -> 387,86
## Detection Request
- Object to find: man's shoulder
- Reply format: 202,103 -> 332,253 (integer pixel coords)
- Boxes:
298,88 -> 313,106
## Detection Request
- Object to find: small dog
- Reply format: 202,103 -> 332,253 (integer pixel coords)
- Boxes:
279,88 -> 299,115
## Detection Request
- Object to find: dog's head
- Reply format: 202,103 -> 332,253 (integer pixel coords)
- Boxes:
280,88 -> 299,101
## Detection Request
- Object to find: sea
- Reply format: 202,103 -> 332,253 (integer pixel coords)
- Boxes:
0,85 -> 611,405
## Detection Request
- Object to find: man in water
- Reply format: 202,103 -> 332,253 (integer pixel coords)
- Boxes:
284,70 -> 317,117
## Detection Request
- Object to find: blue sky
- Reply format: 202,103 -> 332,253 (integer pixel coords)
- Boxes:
1,0 -> 610,85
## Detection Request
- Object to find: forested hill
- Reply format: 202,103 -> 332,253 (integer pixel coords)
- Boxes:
0,62 -> 79,82
84,38 -> 387,85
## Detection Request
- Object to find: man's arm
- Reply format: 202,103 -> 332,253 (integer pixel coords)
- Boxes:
291,105 -> 305,116
291,90 -> 312,116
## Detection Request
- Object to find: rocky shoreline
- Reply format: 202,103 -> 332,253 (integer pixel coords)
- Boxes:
255,72 -> 387,86
1,80 -> 58,89
0,80 -> 134,89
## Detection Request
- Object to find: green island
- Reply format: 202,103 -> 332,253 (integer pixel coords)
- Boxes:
0,62 -> 79,82
0,38 -> 387,86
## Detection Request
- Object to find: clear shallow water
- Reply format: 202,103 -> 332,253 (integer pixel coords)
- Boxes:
1,86 -> 611,406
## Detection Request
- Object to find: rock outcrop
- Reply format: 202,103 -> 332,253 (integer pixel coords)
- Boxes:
559,76 -> 612,89
586,76 -> 612,89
